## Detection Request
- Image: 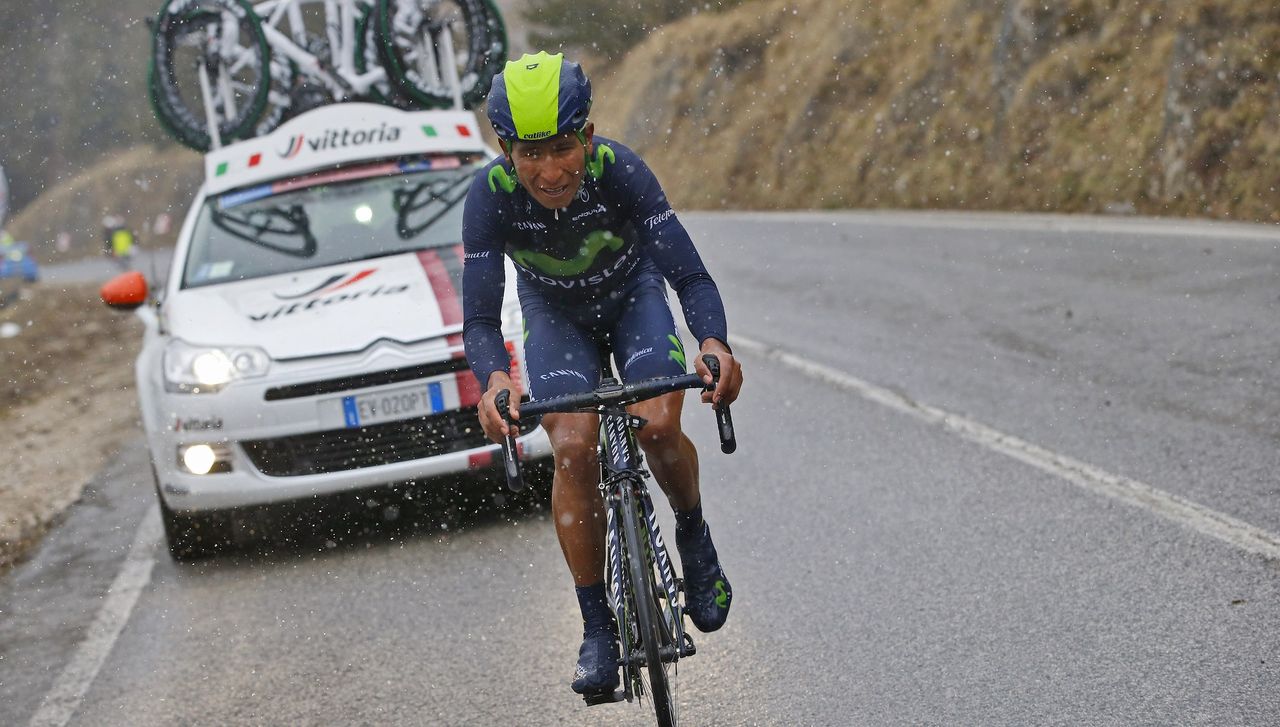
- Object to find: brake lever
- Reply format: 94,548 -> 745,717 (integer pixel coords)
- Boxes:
700,354 -> 737,454
494,389 -> 525,491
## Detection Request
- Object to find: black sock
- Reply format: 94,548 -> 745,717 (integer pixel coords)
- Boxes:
674,501 -> 705,546
576,582 -> 613,636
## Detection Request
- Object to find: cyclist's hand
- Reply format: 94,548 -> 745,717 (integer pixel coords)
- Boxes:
479,372 -> 520,443
695,340 -> 742,407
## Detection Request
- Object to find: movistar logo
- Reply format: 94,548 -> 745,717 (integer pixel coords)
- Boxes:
667,334 -> 686,369
511,230 -> 623,276
488,165 -> 517,193
587,143 -> 615,179
714,580 -> 729,608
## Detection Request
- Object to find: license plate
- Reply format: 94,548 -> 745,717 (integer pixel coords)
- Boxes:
339,382 -> 445,428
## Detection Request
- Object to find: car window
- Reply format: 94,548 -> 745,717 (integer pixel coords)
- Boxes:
182,161 -> 478,289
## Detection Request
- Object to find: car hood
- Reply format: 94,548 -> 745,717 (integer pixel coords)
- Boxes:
165,249 -> 499,360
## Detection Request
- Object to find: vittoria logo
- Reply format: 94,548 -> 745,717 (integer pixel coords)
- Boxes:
273,269 -> 378,300
276,124 -> 402,159
248,283 -> 411,322
174,416 -> 223,432
278,135 -> 306,159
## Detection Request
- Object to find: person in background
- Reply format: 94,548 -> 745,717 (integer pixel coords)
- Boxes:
101,214 -> 136,269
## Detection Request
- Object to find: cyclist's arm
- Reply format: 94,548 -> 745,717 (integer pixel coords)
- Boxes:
609,151 -> 728,350
461,170 -> 521,441
461,169 -> 511,387
611,150 -> 742,405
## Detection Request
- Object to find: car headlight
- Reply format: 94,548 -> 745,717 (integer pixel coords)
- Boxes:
164,340 -> 270,393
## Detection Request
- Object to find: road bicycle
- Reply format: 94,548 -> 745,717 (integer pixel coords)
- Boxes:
148,0 -> 505,151
495,355 -> 737,727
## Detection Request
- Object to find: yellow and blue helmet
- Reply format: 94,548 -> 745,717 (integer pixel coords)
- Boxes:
486,51 -> 592,143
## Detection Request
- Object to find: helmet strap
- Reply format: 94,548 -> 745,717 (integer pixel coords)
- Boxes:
575,128 -> 590,166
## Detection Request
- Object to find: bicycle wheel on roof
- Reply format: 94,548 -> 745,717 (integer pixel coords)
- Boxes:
376,0 -> 505,109
149,0 -> 272,151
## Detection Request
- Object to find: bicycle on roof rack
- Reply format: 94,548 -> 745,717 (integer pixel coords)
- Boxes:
148,0 -> 507,151
494,355 -> 737,727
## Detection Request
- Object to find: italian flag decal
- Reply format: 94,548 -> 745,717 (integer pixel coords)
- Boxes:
422,124 -> 473,138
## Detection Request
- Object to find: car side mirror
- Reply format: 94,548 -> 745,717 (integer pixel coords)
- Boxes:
100,271 -> 149,311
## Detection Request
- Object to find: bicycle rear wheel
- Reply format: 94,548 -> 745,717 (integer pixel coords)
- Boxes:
620,482 -> 678,726
149,0 -> 271,151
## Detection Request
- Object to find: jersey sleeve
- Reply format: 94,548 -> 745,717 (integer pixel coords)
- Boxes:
609,144 -> 729,348
461,166 -> 511,387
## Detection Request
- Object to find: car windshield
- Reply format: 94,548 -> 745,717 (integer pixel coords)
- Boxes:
181,159 -> 479,289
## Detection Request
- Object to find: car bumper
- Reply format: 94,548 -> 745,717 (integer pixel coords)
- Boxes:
147,337 -> 545,513
157,428 -> 551,512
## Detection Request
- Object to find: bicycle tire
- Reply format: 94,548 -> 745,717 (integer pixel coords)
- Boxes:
464,0 -> 507,108
376,0 -> 503,109
620,482 -> 678,726
355,4 -> 420,108
149,0 -> 271,151
252,53 -> 298,138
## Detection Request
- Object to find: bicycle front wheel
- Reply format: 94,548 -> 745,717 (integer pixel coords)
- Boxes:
620,482 -> 678,726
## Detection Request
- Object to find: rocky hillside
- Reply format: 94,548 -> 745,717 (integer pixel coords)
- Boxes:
5,0 -> 1277,239
592,0 -> 1280,222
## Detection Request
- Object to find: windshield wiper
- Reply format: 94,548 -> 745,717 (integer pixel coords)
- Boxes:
210,203 -> 317,258
393,172 -> 471,240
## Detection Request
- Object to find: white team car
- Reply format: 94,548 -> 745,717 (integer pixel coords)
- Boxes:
101,104 -> 550,559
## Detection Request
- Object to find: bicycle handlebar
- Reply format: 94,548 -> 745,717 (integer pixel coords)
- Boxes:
494,354 -> 737,492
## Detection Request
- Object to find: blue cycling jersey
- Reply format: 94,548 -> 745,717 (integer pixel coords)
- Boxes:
461,137 -> 728,387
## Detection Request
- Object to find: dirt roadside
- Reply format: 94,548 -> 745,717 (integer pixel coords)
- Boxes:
0,282 -> 143,572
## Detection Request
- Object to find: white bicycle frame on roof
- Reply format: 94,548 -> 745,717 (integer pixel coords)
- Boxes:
199,0 -> 466,149
251,0 -> 387,98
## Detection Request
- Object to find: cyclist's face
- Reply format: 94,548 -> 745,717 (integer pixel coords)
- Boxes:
505,126 -> 592,209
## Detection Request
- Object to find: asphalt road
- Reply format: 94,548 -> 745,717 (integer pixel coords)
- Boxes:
3,211 -> 1278,725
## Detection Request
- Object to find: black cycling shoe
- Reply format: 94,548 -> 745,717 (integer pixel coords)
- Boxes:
571,627 -> 620,696
678,522 -> 732,633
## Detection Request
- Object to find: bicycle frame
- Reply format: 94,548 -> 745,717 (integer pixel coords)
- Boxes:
251,0 -> 386,98
598,409 -> 688,702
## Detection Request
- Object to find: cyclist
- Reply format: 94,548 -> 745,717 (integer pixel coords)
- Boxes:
462,52 -> 744,698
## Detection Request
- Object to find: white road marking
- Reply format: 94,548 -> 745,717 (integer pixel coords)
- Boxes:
28,506 -> 162,727
689,209 -> 1280,242
731,334 -> 1280,561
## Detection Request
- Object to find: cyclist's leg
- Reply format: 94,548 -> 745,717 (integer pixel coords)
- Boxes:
612,272 -> 733,633
612,273 -> 699,510
521,293 -> 620,694
521,294 -> 605,584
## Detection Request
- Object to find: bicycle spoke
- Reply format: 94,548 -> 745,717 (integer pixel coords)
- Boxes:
226,47 -> 258,75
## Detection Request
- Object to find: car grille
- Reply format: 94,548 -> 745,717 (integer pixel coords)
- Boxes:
241,406 -> 538,477
264,360 -> 471,401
